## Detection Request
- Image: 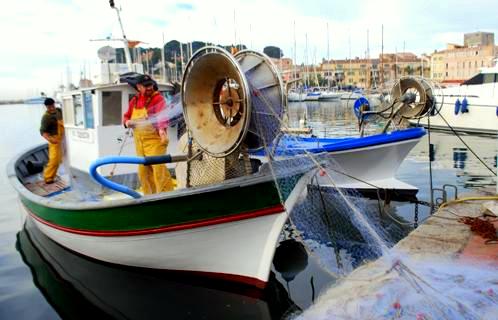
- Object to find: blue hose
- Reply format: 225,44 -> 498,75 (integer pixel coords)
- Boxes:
89,155 -> 173,199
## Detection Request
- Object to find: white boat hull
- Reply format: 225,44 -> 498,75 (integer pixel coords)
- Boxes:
287,92 -> 306,102
23,205 -> 288,287
305,92 -> 321,101
410,99 -> 497,135
315,138 -> 420,190
319,91 -> 341,100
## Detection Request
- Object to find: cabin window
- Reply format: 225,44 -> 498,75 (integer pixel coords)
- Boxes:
462,73 -> 483,85
102,91 -> 122,126
82,91 -> 94,129
483,73 -> 495,84
62,98 -> 74,125
73,94 -> 84,127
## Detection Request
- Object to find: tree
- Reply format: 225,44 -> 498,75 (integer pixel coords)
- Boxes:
263,46 -> 283,59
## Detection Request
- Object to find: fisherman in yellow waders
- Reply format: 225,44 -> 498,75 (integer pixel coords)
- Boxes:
123,75 -> 174,195
40,98 -> 64,184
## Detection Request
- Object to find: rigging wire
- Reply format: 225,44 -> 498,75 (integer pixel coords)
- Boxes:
436,112 -> 497,176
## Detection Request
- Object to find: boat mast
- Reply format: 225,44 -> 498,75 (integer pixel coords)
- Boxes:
380,24 -> 384,89
327,22 -> 330,88
293,21 -> 297,88
367,29 -> 373,90
348,33 -> 352,87
305,33 -> 309,88
161,32 -> 166,82
109,0 -> 133,71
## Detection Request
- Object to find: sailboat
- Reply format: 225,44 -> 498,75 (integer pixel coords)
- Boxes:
319,23 -> 341,101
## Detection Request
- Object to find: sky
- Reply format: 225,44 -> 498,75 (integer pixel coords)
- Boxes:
1,0 -> 498,99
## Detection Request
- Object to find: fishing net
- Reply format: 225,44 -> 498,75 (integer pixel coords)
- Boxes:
240,68 -> 498,319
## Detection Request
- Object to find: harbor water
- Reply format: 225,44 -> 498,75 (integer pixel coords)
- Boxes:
0,101 -> 496,319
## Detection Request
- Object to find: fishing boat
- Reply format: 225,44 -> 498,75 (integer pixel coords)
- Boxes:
9,33 -> 440,288
410,66 -> 498,135
8,48 -> 310,288
251,127 -> 425,200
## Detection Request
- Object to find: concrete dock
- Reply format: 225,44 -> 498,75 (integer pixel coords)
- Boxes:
301,190 -> 498,319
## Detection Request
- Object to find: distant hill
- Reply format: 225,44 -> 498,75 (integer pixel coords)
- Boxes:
114,41 -> 282,71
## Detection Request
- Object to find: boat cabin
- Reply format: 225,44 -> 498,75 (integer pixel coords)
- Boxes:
462,73 -> 498,86
60,83 -> 175,183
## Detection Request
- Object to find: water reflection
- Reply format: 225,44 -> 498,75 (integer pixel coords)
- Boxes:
17,219 -> 333,319
287,100 -> 384,138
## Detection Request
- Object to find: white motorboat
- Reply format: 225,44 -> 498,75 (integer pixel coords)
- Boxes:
410,66 -> 498,135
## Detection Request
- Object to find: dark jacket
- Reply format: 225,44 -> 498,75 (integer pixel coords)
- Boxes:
40,108 -> 63,136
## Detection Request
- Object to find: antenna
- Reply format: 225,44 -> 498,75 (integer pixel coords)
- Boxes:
109,0 -> 133,70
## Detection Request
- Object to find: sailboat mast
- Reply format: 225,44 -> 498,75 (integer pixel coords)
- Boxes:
348,33 -> 352,85
367,29 -> 370,89
380,24 -> 384,88
327,22 -> 330,88
305,33 -> 309,87
293,21 -> 297,85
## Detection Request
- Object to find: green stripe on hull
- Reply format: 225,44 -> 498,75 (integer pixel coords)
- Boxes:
22,181 -> 281,232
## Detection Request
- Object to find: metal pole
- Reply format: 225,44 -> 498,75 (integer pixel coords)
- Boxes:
161,33 -> 166,83
110,5 -> 133,71
179,42 -> 184,78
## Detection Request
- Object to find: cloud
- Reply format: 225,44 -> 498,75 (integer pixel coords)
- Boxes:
1,0 -> 497,99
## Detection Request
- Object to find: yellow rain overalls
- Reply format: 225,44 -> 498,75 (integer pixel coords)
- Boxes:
44,118 -> 64,183
130,96 -> 174,195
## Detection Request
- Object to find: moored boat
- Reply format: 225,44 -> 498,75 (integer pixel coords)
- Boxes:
8,47 -> 307,288
410,66 -> 498,135
251,127 -> 425,200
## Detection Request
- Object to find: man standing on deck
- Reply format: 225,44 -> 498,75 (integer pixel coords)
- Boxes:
123,75 -> 174,194
40,98 -> 64,184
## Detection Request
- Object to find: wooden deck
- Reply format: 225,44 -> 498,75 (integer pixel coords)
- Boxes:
24,179 -> 70,197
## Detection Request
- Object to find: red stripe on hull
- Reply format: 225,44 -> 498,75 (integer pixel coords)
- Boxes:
167,269 -> 268,289
26,204 -> 285,237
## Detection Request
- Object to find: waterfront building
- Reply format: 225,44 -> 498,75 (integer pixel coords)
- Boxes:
431,32 -> 497,84
320,53 -> 429,89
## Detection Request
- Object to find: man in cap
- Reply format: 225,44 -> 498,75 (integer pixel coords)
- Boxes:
123,75 -> 174,194
40,98 -> 64,184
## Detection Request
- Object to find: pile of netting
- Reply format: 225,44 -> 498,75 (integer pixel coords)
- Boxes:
242,68 -> 498,319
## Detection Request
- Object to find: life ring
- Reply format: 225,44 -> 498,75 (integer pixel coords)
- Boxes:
461,97 -> 469,113
454,98 -> 461,115
353,97 -> 370,119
